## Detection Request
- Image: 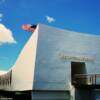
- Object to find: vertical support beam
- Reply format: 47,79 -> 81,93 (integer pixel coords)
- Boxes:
70,84 -> 75,100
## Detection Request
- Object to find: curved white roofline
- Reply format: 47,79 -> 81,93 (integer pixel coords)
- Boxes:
39,23 -> 100,38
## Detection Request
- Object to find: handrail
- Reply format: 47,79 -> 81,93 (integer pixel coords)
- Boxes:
73,74 -> 100,85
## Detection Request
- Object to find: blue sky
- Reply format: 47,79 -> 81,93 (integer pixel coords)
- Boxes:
0,0 -> 100,70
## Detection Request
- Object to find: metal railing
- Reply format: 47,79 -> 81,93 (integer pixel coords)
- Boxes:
73,74 -> 100,85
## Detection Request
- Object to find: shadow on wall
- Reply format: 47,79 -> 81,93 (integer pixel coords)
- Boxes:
75,89 -> 97,100
0,91 -> 32,100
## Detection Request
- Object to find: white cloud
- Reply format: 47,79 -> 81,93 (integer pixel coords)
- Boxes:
45,16 -> 55,23
0,24 -> 17,45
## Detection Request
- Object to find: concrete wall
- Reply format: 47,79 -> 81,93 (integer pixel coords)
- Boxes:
32,91 -> 70,100
33,24 -> 100,90
11,26 -> 39,91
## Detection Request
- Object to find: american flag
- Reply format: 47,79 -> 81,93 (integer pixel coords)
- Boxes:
22,24 -> 37,32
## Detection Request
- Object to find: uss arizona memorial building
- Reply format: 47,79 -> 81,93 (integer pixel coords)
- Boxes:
0,24 -> 100,100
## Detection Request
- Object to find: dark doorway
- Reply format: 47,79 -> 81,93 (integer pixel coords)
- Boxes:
71,62 -> 86,85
